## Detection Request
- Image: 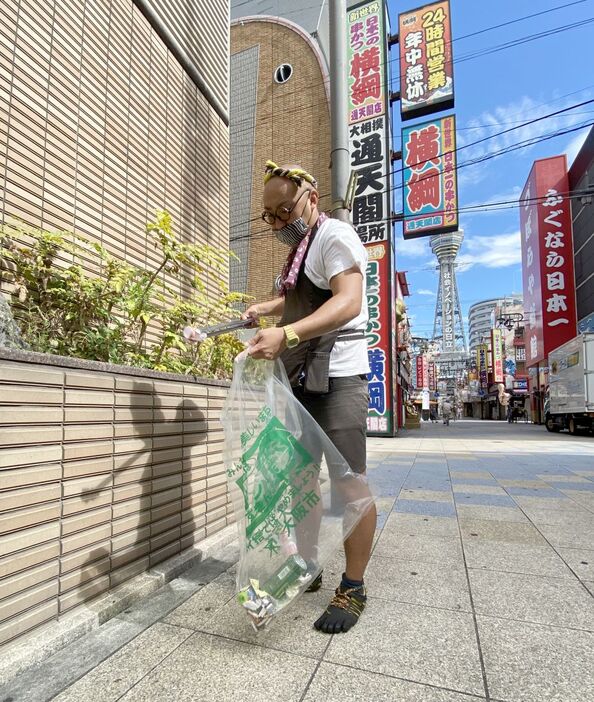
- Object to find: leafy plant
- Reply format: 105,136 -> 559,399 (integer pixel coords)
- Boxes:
0,212 -> 251,379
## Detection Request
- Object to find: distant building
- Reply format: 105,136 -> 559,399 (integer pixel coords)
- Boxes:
569,125 -> 594,332
468,296 -> 523,351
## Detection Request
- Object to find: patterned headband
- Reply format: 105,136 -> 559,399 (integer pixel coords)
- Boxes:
263,160 -> 317,187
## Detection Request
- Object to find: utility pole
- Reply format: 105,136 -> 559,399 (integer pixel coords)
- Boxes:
329,0 -> 350,222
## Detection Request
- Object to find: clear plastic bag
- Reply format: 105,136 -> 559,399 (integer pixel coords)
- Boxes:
221,351 -> 374,631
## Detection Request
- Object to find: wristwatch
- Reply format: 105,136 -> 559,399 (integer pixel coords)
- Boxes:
283,325 -> 300,349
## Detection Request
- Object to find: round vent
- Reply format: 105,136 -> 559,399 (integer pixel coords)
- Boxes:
274,63 -> 293,84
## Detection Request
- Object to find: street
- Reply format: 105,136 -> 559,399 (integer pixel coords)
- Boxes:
3,420 -> 594,702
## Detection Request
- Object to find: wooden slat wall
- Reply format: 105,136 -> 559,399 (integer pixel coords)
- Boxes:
0,0 -> 233,649
0,0 -> 229,305
0,357 -> 232,647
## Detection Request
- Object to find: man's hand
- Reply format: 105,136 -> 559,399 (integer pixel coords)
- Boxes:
247,327 -> 287,360
241,304 -> 261,328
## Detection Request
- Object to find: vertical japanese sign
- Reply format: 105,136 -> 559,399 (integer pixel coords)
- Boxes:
491,328 -> 504,383
477,345 -> 488,388
348,0 -> 390,245
520,156 -> 577,366
348,0 -> 395,436
415,355 -> 425,388
428,361 -> 436,390
441,264 -> 455,352
402,115 -> 458,239
365,242 -> 394,434
399,1 -> 454,121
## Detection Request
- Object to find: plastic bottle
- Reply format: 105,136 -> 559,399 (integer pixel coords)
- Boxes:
261,534 -> 307,600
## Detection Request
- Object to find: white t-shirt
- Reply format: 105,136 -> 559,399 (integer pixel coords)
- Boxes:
303,217 -> 370,377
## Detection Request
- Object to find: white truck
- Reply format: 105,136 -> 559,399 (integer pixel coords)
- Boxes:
545,333 -> 594,435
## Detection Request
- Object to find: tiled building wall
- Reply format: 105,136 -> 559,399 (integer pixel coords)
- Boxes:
0,354 -> 231,647
230,22 -> 331,304
0,0 -> 229,307
0,0 -> 233,649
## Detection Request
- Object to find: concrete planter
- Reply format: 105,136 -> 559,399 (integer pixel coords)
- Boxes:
0,348 -> 232,649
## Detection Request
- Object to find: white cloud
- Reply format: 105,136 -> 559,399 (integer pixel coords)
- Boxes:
457,92 -> 593,178
456,231 -> 522,273
416,289 -> 436,296
395,236 -> 430,259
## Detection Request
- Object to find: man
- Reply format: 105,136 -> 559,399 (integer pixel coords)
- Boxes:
442,398 -> 452,425
243,161 -> 376,634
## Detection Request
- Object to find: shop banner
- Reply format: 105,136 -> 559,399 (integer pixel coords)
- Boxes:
399,1 -> 454,120
365,241 -> 394,434
491,328 -> 504,383
520,156 -> 577,366
402,114 -> 458,239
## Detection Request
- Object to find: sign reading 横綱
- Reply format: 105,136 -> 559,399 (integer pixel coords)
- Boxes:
365,242 -> 394,434
491,328 -> 504,383
399,1 -> 454,121
402,115 -> 458,239
348,0 -> 390,245
520,156 -> 577,366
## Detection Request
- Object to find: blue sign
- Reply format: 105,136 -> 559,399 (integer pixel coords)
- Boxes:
578,312 -> 594,334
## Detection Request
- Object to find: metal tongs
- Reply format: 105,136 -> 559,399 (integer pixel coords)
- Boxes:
183,317 -> 255,343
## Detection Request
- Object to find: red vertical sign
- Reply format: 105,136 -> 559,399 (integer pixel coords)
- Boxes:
521,156 -> 577,365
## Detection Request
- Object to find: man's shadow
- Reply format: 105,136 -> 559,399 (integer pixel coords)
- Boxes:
77,379 -> 207,606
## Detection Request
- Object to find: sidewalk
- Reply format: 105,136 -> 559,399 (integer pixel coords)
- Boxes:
3,420 -> 594,702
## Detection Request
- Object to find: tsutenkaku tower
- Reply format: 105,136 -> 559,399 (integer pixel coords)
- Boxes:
431,230 -> 467,353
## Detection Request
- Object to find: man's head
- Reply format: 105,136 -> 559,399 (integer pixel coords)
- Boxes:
261,161 -> 320,232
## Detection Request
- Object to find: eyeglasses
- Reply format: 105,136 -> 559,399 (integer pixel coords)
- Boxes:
261,189 -> 310,225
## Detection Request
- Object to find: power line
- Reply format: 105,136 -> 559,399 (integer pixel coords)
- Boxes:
229,104 -> 594,235
230,10 -> 594,135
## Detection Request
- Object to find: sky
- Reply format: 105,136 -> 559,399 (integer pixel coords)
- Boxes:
386,0 -> 594,342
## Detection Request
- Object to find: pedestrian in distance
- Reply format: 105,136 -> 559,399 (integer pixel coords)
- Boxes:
242,162 -> 376,634
442,399 -> 452,426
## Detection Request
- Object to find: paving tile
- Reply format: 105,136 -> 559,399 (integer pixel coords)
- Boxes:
557,547 -> 594,581
52,623 -> 193,702
118,632 -> 316,702
496,479 -> 551,489
382,512 -> 459,537
399,489 -> 453,502
469,569 -> 594,630
537,474 -> 593,483
162,575 -> 237,631
394,500 -> 457,517
365,555 -> 471,612
455,505 -> 529,523
450,478 -> 498,487
454,492 -> 517,507
464,541 -> 574,579
519,505 -> 592,527
452,485 -> 508,495
373,532 -> 463,567
303,663 -> 485,702
478,615 -> 594,702
450,471 -> 494,480
458,518 -> 546,546
560,490 -> 594,510
202,588 -> 331,659
537,522 -> 594,550
549,482 -> 594,492
511,496 -> 576,510
324,599 -> 484,696
584,581 -> 594,596
506,486 -> 566,498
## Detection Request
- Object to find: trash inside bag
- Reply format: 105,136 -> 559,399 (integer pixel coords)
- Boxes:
221,351 -> 374,631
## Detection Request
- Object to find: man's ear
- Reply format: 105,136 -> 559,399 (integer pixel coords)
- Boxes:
310,189 -> 320,207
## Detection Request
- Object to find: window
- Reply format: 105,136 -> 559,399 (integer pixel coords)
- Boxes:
274,64 -> 293,84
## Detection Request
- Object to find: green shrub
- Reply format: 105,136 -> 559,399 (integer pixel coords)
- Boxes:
0,211 -> 250,379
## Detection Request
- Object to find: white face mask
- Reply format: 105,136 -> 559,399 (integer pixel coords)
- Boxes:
275,217 -> 310,247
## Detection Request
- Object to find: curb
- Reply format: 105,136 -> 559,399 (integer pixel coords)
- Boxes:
0,525 -> 238,686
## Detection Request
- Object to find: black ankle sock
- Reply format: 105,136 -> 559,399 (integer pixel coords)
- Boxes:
341,573 -> 364,590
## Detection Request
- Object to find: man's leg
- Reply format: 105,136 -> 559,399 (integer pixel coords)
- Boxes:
344,495 -> 377,581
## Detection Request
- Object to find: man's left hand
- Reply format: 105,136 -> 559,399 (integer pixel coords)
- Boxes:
247,328 -> 287,360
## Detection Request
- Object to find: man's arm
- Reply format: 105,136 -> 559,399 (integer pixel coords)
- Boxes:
242,297 -> 285,322
247,267 -> 363,359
